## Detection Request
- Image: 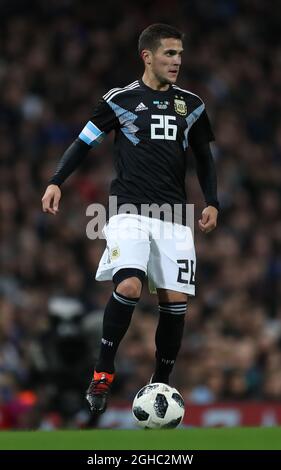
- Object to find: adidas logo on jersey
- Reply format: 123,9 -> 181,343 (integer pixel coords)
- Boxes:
135,102 -> 148,112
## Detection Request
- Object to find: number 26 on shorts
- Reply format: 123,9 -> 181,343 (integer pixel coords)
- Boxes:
177,259 -> 195,285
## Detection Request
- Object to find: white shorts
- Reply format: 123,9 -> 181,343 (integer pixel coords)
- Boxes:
95,214 -> 196,296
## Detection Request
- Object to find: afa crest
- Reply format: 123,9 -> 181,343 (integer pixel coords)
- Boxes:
111,246 -> 120,260
174,97 -> 187,116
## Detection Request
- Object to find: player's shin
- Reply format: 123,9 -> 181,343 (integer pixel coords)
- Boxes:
86,290 -> 139,414
152,303 -> 186,384
95,290 -> 139,373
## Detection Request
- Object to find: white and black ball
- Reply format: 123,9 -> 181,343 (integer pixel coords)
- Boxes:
132,383 -> 185,429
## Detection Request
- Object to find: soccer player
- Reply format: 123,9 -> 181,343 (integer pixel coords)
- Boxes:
42,24 -> 219,415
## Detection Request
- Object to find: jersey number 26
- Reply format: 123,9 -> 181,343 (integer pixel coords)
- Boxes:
150,115 -> 177,141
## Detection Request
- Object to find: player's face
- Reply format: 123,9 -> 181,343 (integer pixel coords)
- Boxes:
150,38 -> 183,85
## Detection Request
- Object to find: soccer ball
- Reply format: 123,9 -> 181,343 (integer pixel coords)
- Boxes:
132,382 -> 185,429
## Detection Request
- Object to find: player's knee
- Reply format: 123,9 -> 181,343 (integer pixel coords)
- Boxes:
115,277 -> 142,298
113,268 -> 145,298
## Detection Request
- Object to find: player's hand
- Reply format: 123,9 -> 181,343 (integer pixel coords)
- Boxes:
41,184 -> 61,215
198,206 -> 218,233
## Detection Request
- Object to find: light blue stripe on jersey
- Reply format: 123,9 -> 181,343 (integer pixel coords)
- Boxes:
183,103 -> 205,150
79,121 -> 105,147
107,101 -> 140,145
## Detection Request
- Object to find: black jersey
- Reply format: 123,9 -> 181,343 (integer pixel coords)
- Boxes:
79,79 -> 215,211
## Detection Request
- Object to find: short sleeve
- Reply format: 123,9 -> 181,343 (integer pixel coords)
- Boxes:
90,98 -> 120,134
189,109 -> 215,148
78,98 -> 120,147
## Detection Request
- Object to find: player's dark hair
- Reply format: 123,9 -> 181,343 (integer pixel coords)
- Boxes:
138,24 -> 184,55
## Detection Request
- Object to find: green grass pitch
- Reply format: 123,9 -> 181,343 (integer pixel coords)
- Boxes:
0,427 -> 281,450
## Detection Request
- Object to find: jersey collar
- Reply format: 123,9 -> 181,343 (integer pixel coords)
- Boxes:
139,79 -> 173,94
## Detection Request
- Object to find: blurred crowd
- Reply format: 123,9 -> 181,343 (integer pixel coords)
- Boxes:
0,0 -> 281,429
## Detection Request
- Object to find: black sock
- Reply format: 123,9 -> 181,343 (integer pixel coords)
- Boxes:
153,302 -> 186,384
95,290 -> 139,373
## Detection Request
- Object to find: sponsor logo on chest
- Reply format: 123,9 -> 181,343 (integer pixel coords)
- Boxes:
135,102 -> 148,112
